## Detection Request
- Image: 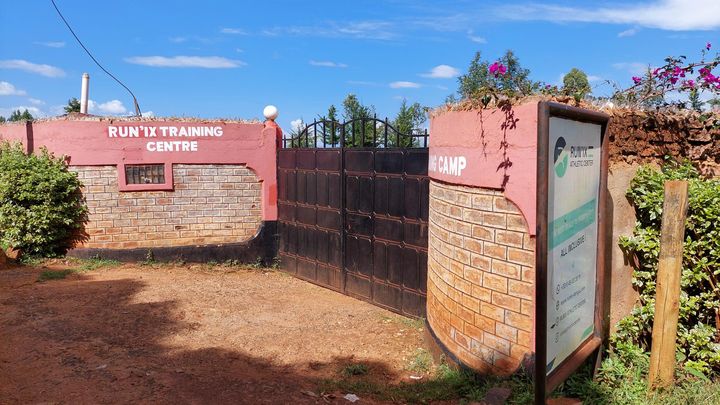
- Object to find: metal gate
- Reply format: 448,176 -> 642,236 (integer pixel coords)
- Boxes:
277,118 -> 429,317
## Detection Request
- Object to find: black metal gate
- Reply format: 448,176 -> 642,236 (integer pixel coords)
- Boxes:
277,118 -> 429,317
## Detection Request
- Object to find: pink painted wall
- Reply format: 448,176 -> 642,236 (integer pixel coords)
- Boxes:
429,102 -> 539,234
0,119 -> 279,221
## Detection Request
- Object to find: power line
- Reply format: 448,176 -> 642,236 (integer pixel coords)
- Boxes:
50,0 -> 141,116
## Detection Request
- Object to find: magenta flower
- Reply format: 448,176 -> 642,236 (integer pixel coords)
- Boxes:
685,80 -> 695,89
707,42 -> 712,50
489,61 -> 507,76
632,76 -> 642,85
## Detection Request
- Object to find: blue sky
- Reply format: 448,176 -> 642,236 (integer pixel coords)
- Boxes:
1,0 -> 718,131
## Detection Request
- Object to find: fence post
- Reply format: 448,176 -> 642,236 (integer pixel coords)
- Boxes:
647,180 -> 689,389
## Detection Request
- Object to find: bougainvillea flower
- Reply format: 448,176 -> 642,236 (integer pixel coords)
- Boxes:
685,80 -> 695,88
632,76 -> 642,85
707,42 -> 712,50
488,61 -> 507,76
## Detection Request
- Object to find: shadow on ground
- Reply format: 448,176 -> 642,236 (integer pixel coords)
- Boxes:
0,265 -> 409,404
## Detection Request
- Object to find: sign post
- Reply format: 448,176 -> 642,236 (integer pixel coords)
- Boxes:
535,102 -> 609,403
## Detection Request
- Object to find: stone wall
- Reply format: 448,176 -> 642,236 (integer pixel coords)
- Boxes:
427,180 -> 534,374
72,164 -> 262,249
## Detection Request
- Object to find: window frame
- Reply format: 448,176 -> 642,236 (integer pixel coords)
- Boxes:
118,162 -> 174,191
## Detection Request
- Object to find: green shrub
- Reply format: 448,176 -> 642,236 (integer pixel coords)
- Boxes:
617,160 -> 720,374
0,142 -> 87,257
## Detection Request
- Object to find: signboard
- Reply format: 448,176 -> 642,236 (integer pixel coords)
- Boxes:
535,102 -> 609,403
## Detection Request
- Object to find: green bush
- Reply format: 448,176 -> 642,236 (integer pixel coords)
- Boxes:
0,142 -> 87,257
617,160 -> 720,374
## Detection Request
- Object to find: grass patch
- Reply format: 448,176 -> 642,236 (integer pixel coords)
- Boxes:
555,347 -> 720,405
380,315 -> 425,331
320,363 -> 534,404
38,269 -> 75,281
407,349 -> 433,374
75,257 -> 120,272
342,363 -> 369,377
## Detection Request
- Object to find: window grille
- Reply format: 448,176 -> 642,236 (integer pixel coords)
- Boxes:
125,164 -> 165,184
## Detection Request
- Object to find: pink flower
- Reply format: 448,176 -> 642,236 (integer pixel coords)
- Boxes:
489,61 -> 507,76
632,76 -> 642,85
685,80 -> 695,88
707,42 -> 712,50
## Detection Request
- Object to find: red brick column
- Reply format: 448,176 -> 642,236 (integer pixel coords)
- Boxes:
426,180 -> 535,374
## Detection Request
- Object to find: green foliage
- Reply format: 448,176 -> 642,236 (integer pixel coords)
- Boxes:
407,348 -> 432,373
688,88 -> 704,112
0,116 -> 6,123
64,97 -> 81,114
0,142 -> 87,257
341,363 -> 369,377
562,68 -> 591,102
391,99 -> 426,147
455,50 -> 539,103
9,109 -> 34,122
617,160 -> 720,373
342,93 -> 376,147
559,348 -> 720,405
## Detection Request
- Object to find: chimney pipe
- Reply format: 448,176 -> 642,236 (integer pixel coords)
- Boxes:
80,73 -> 89,114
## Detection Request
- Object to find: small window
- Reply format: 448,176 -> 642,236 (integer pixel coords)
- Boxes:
125,164 -> 165,184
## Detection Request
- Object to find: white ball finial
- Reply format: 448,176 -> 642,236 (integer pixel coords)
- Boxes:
263,105 -> 279,121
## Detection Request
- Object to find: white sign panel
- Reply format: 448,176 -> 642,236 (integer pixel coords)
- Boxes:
545,117 -> 601,375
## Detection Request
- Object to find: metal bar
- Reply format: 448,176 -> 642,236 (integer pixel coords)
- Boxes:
373,114 -> 377,147
361,118 -> 366,147
384,117 -> 388,148
340,135 -> 347,293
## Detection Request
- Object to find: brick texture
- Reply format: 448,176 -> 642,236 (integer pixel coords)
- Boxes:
71,164 -> 262,249
427,180 -> 534,375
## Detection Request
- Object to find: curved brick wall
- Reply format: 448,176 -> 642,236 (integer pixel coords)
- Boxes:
72,164 -> 262,249
427,180 -> 535,374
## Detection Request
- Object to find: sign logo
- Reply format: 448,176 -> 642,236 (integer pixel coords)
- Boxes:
553,136 -> 569,178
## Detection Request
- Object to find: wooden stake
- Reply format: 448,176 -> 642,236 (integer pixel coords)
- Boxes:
648,180 -> 689,389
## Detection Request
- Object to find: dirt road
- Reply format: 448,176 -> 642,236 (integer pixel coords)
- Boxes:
0,262 -> 426,404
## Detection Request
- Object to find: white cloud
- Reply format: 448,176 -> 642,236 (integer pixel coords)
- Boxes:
34,41 -> 66,48
0,60 -> 65,78
496,0 -> 720,31
309,60 -> 348,68
220,28 -> 247,35
0,81 -> 27,96
347,80 -> 380,86
141,111 -> 155,117
169,36 -> 188,43
263,20 -> 397,40
290,118 -> 304,132
467,30 -> 487,43
618,27 -> 640,37
235,48 -> 244,53
390,81 -> 422,89
587,75 -> 603,82
88,99 -> 128,115
612,62 -> 650,75
28,98 -> 45,105
420,64 -> 460,79
124,56 -> 245,68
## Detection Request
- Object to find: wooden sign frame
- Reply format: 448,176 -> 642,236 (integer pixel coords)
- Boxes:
534,101 -> 610,403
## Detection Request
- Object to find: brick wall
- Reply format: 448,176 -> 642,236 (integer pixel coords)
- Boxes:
72,164 -> 262,249
427,180 -> 535,375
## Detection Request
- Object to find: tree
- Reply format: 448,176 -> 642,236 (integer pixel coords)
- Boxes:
8,109 -> 33,122
392,99 -> 426,147
562,68 -> 591,101
342,94 -> 376,146
455,50 -> 539,101
64,97 -> 81,114
688,88 -> 703,112
318,104 -> 341,146
288,118 -> 308,148
0,116 -> 5,123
